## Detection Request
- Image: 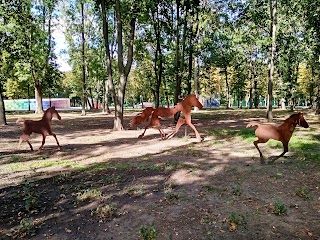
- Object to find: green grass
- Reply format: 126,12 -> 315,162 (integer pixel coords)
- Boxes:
289,136 -> 320,163
208,129 -> 256,142
295,186 -> 310,200
273,199 -> 288,215
76,188 -> 102,201
8,160 -> 77,171
208,128 -> 320,164
76,163 -> 133,172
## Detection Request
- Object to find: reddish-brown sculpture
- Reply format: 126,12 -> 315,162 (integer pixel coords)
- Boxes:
17,106 -> 62,151
246,112 -> 309,164
129,107 -> 155,127
130,94 -> 203,141
166,94 -> 203,141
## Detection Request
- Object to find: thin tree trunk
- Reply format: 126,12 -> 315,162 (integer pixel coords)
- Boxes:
267,0 -> 277,121
253,79 -> 259,108
100,0 -> 116,114
193,7 -> 200,110
194,56 -> 199,97
0,83 -> 7,125
225,66 -> 230,108
152,3 -> 163,108
81,2 -> 87,116
309,65 -> 315,108
174,0 -> 181,106
32,6 -> 53,114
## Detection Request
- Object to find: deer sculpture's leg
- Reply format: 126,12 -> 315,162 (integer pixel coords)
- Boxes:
187,122 -> 202,142
26,139 -> 33,151
39,134 -> 46,150
17,137 -> 23,150
185,115 -> 202,142
157,127 -> 166,139
138,127 -> 148,138
52,133 -> 61,150
253,139 -> 268,164
269,141 -> 288,164
17,134 -> 33,151
138,122 -> 155,139
166,118 -> 186,140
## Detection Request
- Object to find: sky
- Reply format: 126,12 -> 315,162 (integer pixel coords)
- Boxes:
53,29 -> 71,72
52,16 -> 72,72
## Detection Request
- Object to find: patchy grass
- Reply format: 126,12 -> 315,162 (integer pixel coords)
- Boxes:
295,186 -> 311,200
7,159 -> 77,171
273,199 -> 288,215
93,203 -> 118,220
76,189 -> 102,202
208,129 -> 256,142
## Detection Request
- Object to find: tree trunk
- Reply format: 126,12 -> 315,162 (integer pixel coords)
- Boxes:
194,56 -> 199,97
81,2 -> 87,116
113,0 -> 136,130
187,46 -> 193,95
224,66 -> 230,108
266,0 -> 277,121
309,65 -> 315,108
31,6 -> 53,114
152,4 -> 163,108
0,83 -> 7,125
174,0 -> 181,106
248,52 -> 254,109
100,0 -> 116,114
34,84 -> 43,113
103,81 -> 111,113
253,79 -> 258,108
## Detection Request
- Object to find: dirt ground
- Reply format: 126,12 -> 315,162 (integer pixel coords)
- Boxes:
0,108 -> 320,240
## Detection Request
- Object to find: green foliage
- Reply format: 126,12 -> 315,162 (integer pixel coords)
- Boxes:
76,189 -> 102,201
93,204 -> 118,220
227,212 -> 246,225
139,224 -> 158,240
17,217 -> 36,238
295,186 -> 310,200
21,179 -> 39,212
273,199 -> 288,215
1,0 -> 320,113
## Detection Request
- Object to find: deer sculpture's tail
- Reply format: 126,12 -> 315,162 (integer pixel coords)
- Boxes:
246,121 -> 260,128
129,107 -> 155,127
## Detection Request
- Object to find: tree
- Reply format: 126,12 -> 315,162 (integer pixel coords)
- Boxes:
266,0 -> 277,120
96,0 -> 137,130
0,0 -> 33,124
30,0 -> 58,114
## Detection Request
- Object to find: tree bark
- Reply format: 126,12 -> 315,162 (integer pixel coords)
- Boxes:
113,0 -> 136,130
267,0 -> 277,121
225,66 -> 230,108
31,5 -> 53,114
81,2 -> 87,116
100,0 -> 116,114
34,84 -> 43,113
0,83 -> 7,125
174,0 -> 181,106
